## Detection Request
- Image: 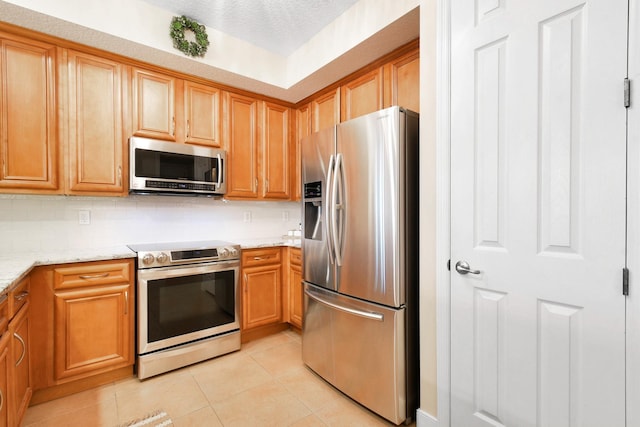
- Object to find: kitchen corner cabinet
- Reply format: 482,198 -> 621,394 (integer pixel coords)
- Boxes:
340,67 -> 384,122
52,260 -> 134,382
65,50 -> 126,195
288,248 -> 303,329
241,248 -> 282,330
8,277 -> 31,427
0,34 -> 59,193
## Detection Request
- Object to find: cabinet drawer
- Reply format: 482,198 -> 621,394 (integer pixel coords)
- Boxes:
54,261 -> 131,290
289,248 -> 302,266
241,248 -> 281,267
8,277 -> 29,319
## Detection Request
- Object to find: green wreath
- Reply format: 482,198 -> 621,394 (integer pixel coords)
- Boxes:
170,16 -> 209,57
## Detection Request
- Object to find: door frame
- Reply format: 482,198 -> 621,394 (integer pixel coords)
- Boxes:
416,0 -> 452,426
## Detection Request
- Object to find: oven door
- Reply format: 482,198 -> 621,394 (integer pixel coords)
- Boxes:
137,260 -> 240,355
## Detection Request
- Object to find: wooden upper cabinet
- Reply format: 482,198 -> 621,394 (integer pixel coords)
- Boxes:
311,88 -> 340,133
384,47 -> 420,113
262,101 -> 290,200
66,50 -> 126,195
293,104 -> 310,201
131,68 -> 183,142
340,67 -> 384,122
225,91 -> 259,198
184,81 -> 221,147
0,36 -> 58,192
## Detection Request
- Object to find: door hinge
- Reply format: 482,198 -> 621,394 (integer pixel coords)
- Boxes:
624,78 -> 631,108
623,267 -> 629,296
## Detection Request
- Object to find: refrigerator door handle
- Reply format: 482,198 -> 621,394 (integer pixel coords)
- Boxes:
326,154 -> 336,264
305,287 -> 384,322
332,153 -> 344,266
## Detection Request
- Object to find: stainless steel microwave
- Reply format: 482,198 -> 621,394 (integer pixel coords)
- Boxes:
129,137 -> 226,197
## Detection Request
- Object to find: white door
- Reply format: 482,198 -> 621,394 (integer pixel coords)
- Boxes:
450,0 -> 628,426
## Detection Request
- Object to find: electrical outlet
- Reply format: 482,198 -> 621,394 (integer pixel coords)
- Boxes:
282,211 -> 289,221
243,211 -> 252,223
78,210 -> 91,225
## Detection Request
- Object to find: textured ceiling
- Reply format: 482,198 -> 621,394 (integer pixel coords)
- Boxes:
139,0 -> 360,56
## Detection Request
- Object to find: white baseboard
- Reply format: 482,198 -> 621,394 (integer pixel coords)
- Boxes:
416,408 -> 440,427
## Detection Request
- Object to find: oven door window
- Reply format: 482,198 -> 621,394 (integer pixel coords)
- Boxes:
146,270 -> 235,343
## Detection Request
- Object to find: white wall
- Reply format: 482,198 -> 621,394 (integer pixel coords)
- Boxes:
0,195 -> 301,254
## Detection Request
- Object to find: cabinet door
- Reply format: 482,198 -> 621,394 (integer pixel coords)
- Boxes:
8,303 -> 30,427
0,36 -> 58,191
225,92 -> 259,198
289,264 -> 303,329
67,50 -> 125,195
340,67 -> 384,122
242,264 -> 282,330
184,81 -> 221,147
383,48 -> 420,113
262,102 -> 290,199
0,333 -> 8,427
54,283 -> 133,381
131,68 -> 181,141
311,88 -> 340,133
293,104 -> 310,201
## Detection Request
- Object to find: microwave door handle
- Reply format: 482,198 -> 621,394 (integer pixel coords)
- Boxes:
215,154 -> 223,188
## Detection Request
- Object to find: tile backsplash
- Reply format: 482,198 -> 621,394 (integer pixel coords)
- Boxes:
0,194 -> 301,255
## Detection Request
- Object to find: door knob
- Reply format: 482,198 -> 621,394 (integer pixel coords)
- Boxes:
455,260 -> 481,275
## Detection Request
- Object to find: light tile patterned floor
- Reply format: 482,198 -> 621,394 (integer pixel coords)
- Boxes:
23,329 -> 414,426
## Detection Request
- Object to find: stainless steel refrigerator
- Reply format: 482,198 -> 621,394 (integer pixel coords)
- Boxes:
301,106 -> 419,425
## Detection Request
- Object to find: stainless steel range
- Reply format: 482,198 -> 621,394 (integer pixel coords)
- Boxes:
127,240 -> 241,379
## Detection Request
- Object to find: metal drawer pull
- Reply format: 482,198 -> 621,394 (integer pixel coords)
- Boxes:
305,289 -> 384,322
14,291 -> 28,301
14,332 -> 25,366
79,272 -> 110,280
124,291 -> 129,315
253,256 -> 271,261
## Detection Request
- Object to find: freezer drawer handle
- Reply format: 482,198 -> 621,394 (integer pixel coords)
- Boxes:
305,288 -> 384,322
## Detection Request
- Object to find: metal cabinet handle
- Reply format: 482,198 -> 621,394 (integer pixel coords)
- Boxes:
455,260 -> 481,275
0,384 -> 4,413
186,119 -> 190,138
253,256 -> 271,261
124,291 -> 128,315
117,165 -> 122,186
171,116 -> 176,136
79,272 -> 109,280
14,332 -> 25,366
14,291 -> 28,302
243,274 -> 248,292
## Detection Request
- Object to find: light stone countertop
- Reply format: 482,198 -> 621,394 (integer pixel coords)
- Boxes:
0,238 -> 301,294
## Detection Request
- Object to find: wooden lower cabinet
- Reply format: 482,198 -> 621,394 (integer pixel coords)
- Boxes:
54,283 -> 132,380
241,248 -> 284,336
288,247 -> 303,329
8,303 -> 30,427
29,259 -> 134,405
